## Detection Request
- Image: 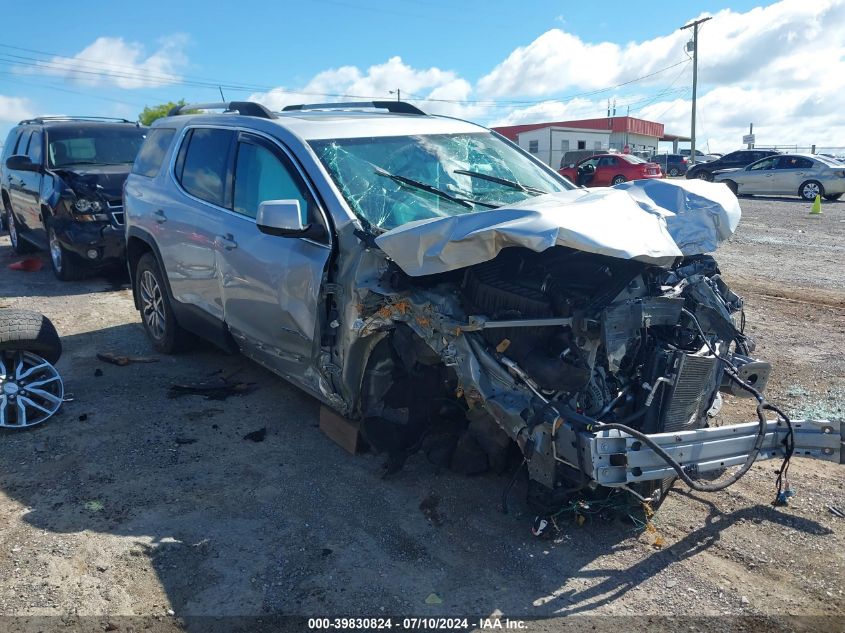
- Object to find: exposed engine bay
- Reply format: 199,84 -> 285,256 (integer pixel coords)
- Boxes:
349,242 -> 840,515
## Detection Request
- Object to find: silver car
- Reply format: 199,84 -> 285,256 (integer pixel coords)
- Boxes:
123,101 -> 842,517
714,153 -> 845,201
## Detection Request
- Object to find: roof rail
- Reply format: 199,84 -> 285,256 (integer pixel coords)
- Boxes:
282,101 -> 426,116
166,101 -> 277,119
19,116 -> 136,125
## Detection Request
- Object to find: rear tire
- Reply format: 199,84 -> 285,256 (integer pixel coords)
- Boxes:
823,193 -> 842,201
5,208 -> 35,255
668,167 -> 680,177
135,252 -> 189,354
611,175 -> 626,185
799,180 -> 824,201
47,221 -> 86,281
0,309 -> 62,365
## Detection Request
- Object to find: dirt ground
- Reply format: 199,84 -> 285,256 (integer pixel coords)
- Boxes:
0,194 -> 843,632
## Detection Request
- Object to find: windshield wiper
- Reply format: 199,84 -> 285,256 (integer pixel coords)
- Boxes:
374,168 -> 478,209
453,170 -> 548,195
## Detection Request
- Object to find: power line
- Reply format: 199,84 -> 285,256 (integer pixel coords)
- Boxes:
0,43 -> 691,109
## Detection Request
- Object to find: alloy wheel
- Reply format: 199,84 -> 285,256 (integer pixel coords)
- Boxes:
802,182 -> 820,200
0,351 -> 64,428
140,270 -> 166,340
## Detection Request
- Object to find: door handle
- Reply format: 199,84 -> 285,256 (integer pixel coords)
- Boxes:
154,209 -> 167,224
215,234 -> 238,250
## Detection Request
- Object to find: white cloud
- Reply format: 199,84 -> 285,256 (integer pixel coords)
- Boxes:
0,95 -> 34,123
245,0 -> 845,151
25,35 -> 189,89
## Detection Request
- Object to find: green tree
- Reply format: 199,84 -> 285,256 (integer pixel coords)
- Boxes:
138,99 -> 198,126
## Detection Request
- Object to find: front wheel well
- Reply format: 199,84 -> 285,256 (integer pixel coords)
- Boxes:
127,236 -> 154,308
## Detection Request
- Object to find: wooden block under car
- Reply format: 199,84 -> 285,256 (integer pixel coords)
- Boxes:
319,406 -> 362,454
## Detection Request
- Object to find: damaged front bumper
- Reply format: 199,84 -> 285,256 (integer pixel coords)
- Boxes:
51,216 -> 126,267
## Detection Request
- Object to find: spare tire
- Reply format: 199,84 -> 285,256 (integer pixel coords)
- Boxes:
0,309 -> 62,364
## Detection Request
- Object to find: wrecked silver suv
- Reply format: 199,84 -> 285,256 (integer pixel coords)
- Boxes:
124,101 -> 842,516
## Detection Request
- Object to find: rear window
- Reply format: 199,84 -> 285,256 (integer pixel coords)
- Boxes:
621,154 -> 647,164
132,128 -> 175,177
177,128 -> 235,207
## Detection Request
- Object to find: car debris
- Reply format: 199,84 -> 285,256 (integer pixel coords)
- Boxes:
167,377 -> 256,400
242,428 -> 267,442
96,352 -> 159,366
124,101 -> 843,525
0,309 -> 64,429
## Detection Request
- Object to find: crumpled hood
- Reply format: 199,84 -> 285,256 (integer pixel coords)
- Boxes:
375,179 -> 740,276
53,164 -> 132,200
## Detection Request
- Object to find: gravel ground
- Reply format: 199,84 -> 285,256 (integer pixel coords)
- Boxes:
0,194 -> 843,632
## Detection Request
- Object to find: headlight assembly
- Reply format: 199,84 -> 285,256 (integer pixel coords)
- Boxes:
73,198 -> 103,213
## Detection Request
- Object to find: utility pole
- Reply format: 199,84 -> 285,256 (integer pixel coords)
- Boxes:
680,16 -> 711,165
389,89 -> 401,101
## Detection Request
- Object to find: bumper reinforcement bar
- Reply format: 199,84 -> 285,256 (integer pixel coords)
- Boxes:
586,419 -> 842,486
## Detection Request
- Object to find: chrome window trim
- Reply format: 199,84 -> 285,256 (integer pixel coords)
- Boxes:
167,124 -> 332,250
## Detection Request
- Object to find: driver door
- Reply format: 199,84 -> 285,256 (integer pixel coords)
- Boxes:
577,157 -> 599,186
219,132 -> 332,379
739,157 -> 776,194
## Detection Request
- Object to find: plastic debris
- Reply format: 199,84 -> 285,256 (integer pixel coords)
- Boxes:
7,258 -> 43,272
84,500 -> 104,512
425,593 -> 443,605
828,505 -> 845,518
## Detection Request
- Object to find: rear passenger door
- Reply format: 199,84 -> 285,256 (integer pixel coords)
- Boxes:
771,156 -> 813,195
163,127 -> 236,321
220,131 -> 332,377
594,156 -> 617,186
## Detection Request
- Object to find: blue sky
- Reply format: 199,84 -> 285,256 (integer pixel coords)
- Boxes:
1,0 -> 843,151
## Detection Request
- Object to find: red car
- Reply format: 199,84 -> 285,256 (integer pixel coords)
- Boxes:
559,153 -> 663,187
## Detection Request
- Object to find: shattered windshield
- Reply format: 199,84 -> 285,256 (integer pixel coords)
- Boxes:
310,132 -> 572,231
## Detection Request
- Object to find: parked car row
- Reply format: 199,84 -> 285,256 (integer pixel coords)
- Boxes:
713,153 -> 845,201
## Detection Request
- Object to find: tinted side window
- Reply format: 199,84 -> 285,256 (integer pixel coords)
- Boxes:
15,130 -> 32,157
133,128 -> 176,177
2,128 -> 22,161
178,128 -> 234,207
721,152 -> 742,164
233,138 -> 315,225
27,130 -> 43,165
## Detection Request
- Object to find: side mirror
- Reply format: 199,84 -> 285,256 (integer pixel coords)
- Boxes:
5,155 -> 40,172
256,199 -> 325,240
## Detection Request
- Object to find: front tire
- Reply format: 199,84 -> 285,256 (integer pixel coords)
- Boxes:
47,222 -> 85,281
799,180 -> 824,201
611,175 -> 627,185
135,252 -> 188,354
697,171 -> 713,181
723,180 -> 738,195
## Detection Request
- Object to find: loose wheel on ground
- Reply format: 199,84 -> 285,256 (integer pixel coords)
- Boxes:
0,309 -> 62,364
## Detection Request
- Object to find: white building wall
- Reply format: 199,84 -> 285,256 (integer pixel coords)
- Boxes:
608,132 -> 659,156
517,127 -> 611,168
